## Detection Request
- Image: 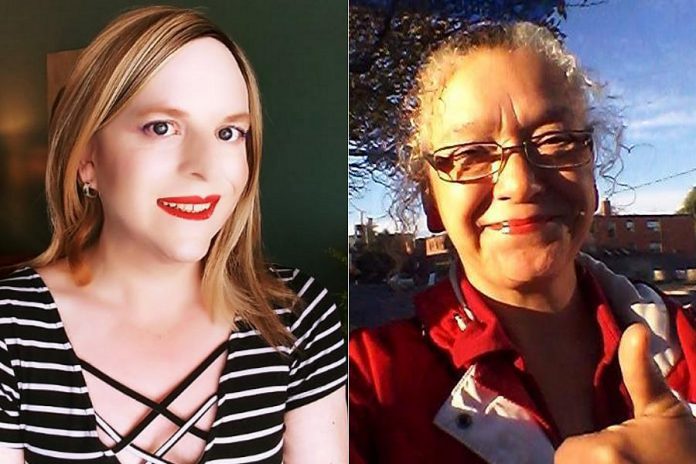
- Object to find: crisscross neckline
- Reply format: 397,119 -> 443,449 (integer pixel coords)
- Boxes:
78,340 -> 227,462
31,268 -> 232,464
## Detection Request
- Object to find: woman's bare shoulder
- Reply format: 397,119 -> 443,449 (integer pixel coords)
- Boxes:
33,259 -> 74,292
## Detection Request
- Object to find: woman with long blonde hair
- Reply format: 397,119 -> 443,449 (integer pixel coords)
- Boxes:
0,6 -> 346,463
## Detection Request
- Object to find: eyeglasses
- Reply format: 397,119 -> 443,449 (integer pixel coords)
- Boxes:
423,128 -> 594,183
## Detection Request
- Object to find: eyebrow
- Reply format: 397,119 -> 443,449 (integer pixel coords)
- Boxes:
134,106 -> 251,125
447,121 -> 482,136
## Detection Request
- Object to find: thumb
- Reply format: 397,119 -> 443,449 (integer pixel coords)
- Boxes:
619,323 -> 675,417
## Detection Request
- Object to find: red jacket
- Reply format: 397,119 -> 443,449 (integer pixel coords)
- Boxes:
350,256 -> 696,463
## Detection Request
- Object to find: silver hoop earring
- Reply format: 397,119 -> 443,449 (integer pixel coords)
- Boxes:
82,182 -> 98,199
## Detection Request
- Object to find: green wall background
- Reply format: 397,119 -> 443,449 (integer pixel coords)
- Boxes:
0,1 -> 347,297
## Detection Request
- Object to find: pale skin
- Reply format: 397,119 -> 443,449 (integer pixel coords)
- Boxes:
425,46 -> 696,461
0,37 -> 346,463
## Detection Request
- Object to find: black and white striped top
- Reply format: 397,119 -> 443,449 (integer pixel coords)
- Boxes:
0,266 -> 346,463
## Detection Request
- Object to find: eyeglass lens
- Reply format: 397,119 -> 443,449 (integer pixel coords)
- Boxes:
431,131 -> 592,182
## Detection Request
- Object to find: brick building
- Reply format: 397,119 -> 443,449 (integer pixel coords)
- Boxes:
585,199 -> 696,256
582,199 -> 696,282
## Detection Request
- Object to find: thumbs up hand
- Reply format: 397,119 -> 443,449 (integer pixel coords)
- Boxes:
555,324 -> 696,464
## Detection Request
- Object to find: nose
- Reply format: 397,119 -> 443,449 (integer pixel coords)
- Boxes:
178,128 -> 218,180
492,147 -> 544,202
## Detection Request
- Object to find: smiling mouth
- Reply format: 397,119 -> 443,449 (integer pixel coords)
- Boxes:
483,209 -> 588,235
486,215 -> 559,235
156,195 -> 221,220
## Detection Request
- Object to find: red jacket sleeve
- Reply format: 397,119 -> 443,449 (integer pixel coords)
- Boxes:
349,328 -> 380,464
667,302 -> 696,404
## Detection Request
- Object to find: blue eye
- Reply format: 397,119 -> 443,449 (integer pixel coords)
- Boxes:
218,126 -> 247,142
144,121 -> 177,136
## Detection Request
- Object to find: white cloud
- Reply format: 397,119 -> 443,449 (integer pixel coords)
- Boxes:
619,90 -> 696,142
630,110 -> 696,130
607,188 -> 687,215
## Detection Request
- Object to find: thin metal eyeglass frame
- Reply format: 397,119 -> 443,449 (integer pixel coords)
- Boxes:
423,128 -> 594,184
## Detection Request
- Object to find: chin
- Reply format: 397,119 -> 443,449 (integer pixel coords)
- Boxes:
489,243 -> 573,287
161,241 -> 212,264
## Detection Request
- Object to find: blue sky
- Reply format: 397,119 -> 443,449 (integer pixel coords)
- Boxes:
349,0 -> 696,234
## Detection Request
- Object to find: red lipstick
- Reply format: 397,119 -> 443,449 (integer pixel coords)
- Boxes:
156,195 -> 220,221
487,215 -> 556,234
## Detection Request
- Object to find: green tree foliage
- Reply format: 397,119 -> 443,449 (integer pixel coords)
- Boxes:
677,186 -> 696,218
353,250 -> 396,283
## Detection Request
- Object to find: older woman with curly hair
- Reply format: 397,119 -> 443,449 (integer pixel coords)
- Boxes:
350,21 -> 696,464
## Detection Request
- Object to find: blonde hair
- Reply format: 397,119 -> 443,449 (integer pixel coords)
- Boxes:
393,21 -> 623,230
31,6 -> 297,346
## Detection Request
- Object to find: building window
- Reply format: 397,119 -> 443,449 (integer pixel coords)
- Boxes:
649,242 -> 662,253
625,220 -> 635,232
607,222 -> 616,238
646,220 -> 661,232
